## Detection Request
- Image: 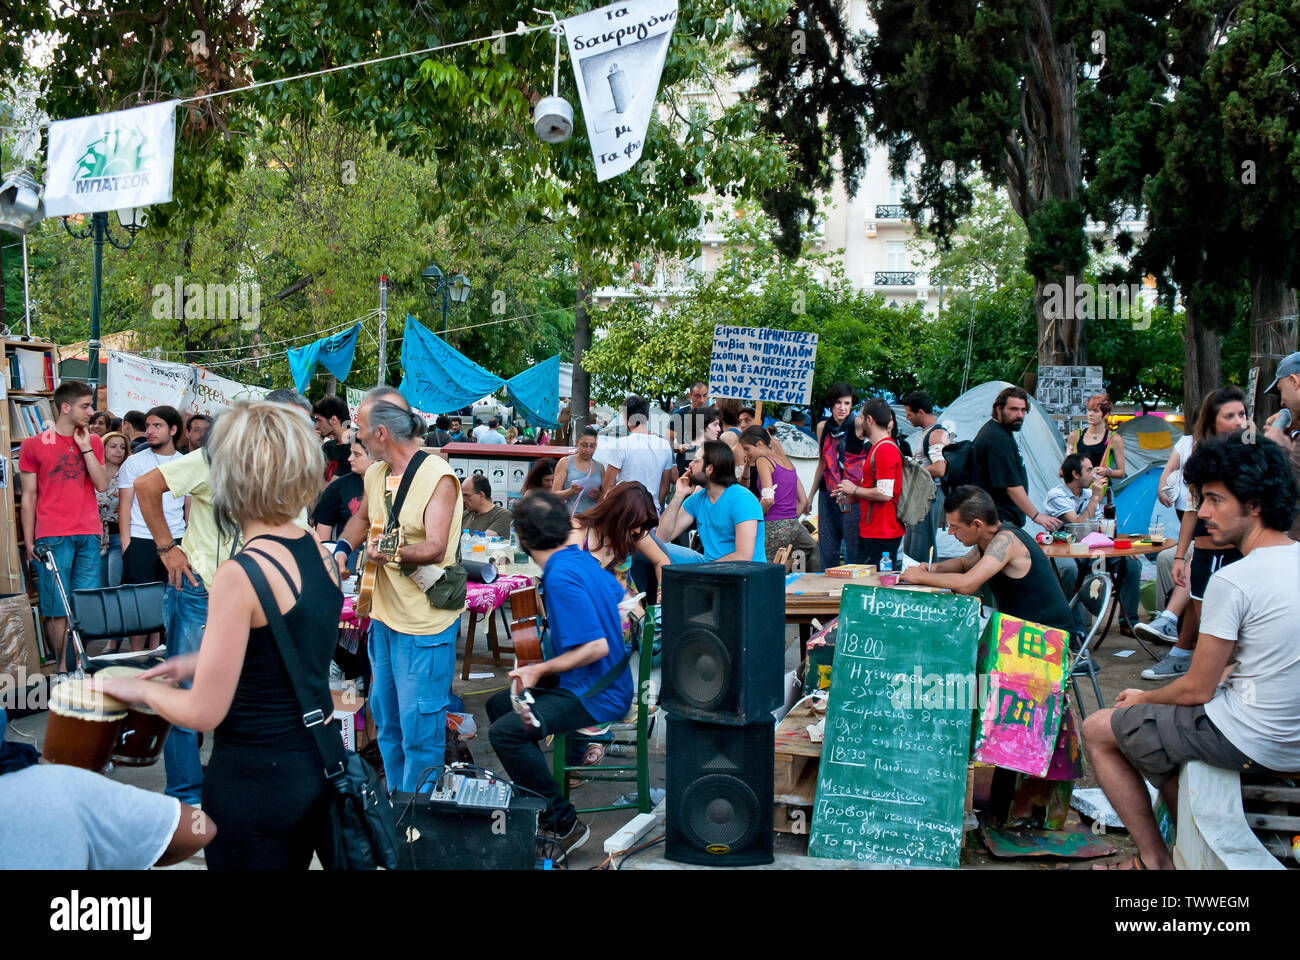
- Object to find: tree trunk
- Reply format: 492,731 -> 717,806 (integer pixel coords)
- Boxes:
571,272 -> 593,433
1248,265 -> 1298,425
1183,301 -> 1222,420
1006,3 -> 1086,376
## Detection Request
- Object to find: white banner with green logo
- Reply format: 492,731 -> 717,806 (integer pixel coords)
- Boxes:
44,102 -> 176,216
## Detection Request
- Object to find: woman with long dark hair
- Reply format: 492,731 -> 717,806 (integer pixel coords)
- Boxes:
99,403 -> 342,869
1145,387 -> 1249,681
809,382 -> 864,569
570,480 -> 669,602
521,457 -> 558,497
738,426 -> 816,568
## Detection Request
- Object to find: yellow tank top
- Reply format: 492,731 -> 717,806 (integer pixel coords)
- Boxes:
364,454 -> 464,635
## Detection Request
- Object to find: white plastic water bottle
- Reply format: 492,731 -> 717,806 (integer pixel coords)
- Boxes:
880,553 -> 893,573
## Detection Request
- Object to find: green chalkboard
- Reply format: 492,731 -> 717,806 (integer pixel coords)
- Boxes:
809,584 -> 983,869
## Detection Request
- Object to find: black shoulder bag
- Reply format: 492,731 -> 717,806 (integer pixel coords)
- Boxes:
388,451 -> 468,610
233,552 -> 399,871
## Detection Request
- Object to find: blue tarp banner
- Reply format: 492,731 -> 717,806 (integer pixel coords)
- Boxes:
398,315 -> 505,414
504,354 -> 561,429
287,322 -> 360,394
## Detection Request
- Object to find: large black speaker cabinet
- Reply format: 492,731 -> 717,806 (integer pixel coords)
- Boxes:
660,561 -> 785,724
665,716 -> 774,866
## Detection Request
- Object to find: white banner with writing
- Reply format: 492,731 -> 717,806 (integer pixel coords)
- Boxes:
709,325 -> 819,405
106,351 -> 194,415
565,0 -> 677,182
45,103 -> 176,217
190,367 -> 271,418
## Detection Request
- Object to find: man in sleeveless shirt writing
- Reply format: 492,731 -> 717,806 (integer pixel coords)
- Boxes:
900,485 -> 1074,634
335,387 -> 465,794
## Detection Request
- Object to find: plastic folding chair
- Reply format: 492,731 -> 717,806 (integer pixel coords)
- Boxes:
1068,571 -> 1113,715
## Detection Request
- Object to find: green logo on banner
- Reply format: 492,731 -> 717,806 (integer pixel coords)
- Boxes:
73,126 -> 153,195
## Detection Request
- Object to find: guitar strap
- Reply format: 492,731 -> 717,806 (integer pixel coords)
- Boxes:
384,450 -> 429,534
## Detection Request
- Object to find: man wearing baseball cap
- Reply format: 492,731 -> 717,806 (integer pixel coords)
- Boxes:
1263,350 -> 1300,541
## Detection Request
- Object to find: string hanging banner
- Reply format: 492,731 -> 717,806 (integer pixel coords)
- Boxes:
565,0 -> 678,182
45,103 -> 176,217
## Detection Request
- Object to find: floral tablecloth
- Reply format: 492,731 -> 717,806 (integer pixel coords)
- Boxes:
341,573 -> 534,623
467,574 -> 533,615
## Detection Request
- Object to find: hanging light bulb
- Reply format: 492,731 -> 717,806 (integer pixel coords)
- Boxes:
533,10 -> 573,144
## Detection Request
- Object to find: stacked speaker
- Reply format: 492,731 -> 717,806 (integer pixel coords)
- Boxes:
660,562 -> 784,866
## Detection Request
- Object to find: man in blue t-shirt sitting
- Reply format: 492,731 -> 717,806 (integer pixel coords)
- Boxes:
486,492 -> 634,859
655,440 -> 766,563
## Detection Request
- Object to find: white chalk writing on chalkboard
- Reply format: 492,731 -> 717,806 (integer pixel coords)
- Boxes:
809,585 -> 982,869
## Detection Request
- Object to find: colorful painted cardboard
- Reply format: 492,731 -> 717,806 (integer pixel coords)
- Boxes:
972,612 -> 1072,777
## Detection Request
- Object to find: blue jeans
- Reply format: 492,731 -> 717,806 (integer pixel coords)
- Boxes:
162,576 -> 209,805
656,538 -> 707,565
369,618 -> 457,794
817,488 -> 862,570
100,533 -> 122,589
35,534 -> 101,618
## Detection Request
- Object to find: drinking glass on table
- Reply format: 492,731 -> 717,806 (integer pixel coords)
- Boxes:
1149,518 -> 1165,542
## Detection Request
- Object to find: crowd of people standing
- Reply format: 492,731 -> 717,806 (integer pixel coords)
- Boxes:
9,346 -> 1300,873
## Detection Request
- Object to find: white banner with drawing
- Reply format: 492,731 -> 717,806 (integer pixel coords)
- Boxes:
44,102 -> 176,217
565,0 -> 677,182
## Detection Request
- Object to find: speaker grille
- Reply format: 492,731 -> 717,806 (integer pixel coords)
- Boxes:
681,774 -> 760,851
669,628 -> 732,711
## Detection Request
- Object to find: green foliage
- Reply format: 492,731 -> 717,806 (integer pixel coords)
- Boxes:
584,223 -> 933,407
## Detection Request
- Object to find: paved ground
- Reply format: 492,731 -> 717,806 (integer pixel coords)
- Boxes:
6,608 -> 1163,870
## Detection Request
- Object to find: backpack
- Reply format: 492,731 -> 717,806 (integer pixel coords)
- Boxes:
864,440 -> 937,528
939,440 -> 976,496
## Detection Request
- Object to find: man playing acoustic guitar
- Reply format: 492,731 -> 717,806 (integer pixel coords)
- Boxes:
334,387 -> 464,794
487,491 -> 633,859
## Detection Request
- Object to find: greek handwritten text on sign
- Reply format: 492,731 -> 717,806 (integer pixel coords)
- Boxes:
708,325 -> 819,405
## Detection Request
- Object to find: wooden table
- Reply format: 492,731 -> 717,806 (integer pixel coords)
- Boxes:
1041,537 -> 1175,658
784,572 -> 945,660
1039,537 -> 1176,563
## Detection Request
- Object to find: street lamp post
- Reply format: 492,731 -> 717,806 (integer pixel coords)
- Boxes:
62,208 -> 146,405
421,261 -> 472,333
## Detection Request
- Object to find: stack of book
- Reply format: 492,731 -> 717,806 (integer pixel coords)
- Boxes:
824,563 -> 876,579
8,397 -> 55,439
7,348 -> 54,391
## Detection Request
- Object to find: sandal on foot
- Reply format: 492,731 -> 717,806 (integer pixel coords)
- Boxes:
1092,855 -> 1148,871
583,743 -> 606,765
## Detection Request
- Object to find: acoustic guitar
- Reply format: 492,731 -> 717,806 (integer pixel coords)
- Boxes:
507,585 -> 543,667
355,522 -> 405,619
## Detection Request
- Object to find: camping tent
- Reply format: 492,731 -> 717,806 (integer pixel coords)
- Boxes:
926,381 -> 1066,558
936,381 -> 1066,514
1113,414 -> 1182,488
1115,464 -> 1180,540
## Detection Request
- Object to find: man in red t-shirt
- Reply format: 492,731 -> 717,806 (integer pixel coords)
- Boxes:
19,381 -> 108,670
839,398 -> 905,567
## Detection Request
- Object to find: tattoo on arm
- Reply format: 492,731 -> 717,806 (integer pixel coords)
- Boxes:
984,530 -> 1015,563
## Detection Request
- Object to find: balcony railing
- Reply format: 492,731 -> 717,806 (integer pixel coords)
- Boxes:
875,204 -> 909,219
874,271 -> 917,286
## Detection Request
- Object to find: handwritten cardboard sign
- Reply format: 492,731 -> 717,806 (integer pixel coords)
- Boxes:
708,325 -> 819,405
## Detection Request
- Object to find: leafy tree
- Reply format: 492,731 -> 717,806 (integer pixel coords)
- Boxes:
583,218 -> 931,407
24,1 -> 791,428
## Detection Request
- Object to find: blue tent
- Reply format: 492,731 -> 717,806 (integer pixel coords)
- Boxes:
398,315 -> 505,414
504,354 -> 561,429
1115,464 -> 1179,537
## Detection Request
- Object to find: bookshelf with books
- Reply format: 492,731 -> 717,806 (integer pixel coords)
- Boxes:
0,338 -> 60,671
